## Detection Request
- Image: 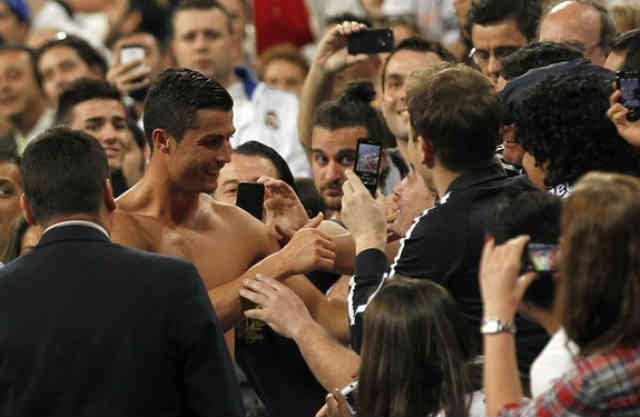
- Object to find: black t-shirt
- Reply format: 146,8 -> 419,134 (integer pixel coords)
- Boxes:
348,163 -> 549,376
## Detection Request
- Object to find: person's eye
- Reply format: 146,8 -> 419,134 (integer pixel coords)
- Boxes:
314,154 -> 328,165
496,47 -> 519,59
339,154 -> 356,166
0,185 -> 14,198
85,123 -> 99,132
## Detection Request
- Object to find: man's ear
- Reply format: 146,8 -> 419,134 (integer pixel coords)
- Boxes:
104,178 -> 117,213
152,128 -> 173,154
418,135 -> 436,168
20,194 -> 37,225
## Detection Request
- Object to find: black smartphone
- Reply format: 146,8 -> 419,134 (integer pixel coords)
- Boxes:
339,379 -> 358,410
617,71 -> 640,121
236,182 -> 265,220
347,28 -> 394,55
521,243 -> 557,274
354,138 -> 383,197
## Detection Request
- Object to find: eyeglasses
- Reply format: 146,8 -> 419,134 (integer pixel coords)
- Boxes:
468,46 -> 520,67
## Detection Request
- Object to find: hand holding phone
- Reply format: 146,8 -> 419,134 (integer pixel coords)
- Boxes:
236,182 -> 265,220
354,138 -> 383,197
339,379 -> 358,410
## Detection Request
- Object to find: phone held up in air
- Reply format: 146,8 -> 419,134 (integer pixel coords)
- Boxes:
521,243 -> 557,274
120,43 -> 146,65
617,71 -> 640,121
354,138 -> 383,197
339,379 -> 359,410
236,182 -> 265,221
347,28 -> 394,55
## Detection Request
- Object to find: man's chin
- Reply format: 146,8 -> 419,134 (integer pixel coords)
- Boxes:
322,197 -> 342,212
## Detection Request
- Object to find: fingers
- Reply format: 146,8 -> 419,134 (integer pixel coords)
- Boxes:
607,103 -> 629,126
343,170 -> 369,195
305,212 -> 324,228
516,271 -> 539,299
336,21 -> 368,37
274,224 -> 295,240
315,403 -> 329,417
610,89 -> 622,106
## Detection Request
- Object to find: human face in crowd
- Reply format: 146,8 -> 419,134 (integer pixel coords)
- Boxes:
604,50 -> 626,71
382,50 -> 443,141
471,18 -> 528,84
167,108 -> 234,194
311,125 -> 366,211
215,153 -> 279,204
263,59 -> 306,97
501,123 -> 524,166
538,1 -> 606,66
389,169 -> 436,237
0,49 -> 41,121
69,98 -> 128,172
112,33 -> 163,77
522,152 -> 546,190
38,46 -> 100,102
0,160 -> 22,254
218,0 -> 246,41
121,130 -> 147,187
0,2 -> 28,44
20,224 -> 43,255
171,7 -> 235,85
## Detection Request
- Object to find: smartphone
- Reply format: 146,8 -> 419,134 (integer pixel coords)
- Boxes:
354,138 -> 383,196
236,182 -> 265,220
617,71 -> 640,121
339,379 -> 358,410
347,28 -> 394,55
521,243 -> 557,274
120,44 -> 146,65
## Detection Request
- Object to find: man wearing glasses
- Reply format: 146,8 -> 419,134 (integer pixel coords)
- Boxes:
468,0 -> 541,85
538,0 -> 616,67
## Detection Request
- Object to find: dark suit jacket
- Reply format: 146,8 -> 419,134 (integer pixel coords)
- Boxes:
0,225 -> 244,417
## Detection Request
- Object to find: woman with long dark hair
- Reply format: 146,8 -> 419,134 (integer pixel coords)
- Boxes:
322,277 -> 484,417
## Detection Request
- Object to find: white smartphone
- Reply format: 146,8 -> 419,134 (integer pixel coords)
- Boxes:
120,44 -> 146,65
339,379 -> 358,409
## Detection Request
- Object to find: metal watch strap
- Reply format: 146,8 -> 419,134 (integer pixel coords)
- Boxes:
481,318 -> 517,335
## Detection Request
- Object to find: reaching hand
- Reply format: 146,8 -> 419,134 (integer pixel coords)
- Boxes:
259,176 -> 309,244
106,58 -> 151,98
240,274 -> 313,339
314,21 -> 370,75
479,236 -> 538,321
341,170 -> 387,253
279,214 -> 337,274
607,89 -> 640,148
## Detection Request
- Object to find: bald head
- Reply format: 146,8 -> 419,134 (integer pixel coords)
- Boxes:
539,1 -> 615,66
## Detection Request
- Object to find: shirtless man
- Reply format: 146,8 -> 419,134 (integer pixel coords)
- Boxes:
111,69 -> 337,338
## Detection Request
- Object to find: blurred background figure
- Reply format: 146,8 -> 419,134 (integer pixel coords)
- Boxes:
1,215 -> 42,263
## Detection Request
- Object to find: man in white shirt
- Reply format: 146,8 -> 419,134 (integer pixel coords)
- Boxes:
170,0 -> 311,178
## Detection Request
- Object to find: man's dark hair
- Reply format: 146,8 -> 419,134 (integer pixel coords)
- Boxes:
20,127 -> 110,223
325,12 -> 372,28
542,0 -> 616,53
500,41 -> 584,80
612,28 -> 640,72
143,68 -> 233,146
233,141 -> 296,191
35,34 -> 108,88
124,0 -> 169,45
488,190 -> 562,309
516,72 -> 640,187
381,37 -> 457,89
468,0 -> 542,41
55,78 -> 123,125
171,0 -> 232,37
313,81 -> 391,147
128,120 -> 146,150
408,63 -> 502,171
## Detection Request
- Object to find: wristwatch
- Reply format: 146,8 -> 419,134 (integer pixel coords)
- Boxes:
481,318 -> 516,335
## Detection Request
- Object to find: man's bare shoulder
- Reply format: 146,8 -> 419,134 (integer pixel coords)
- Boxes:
111,208 -> 154,250
205,195 -> 274,241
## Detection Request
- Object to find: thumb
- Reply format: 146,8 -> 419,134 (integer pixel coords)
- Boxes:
515,271 -> 538,300
304,212 -> 324,228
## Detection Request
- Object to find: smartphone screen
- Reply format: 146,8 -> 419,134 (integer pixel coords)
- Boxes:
120,44 -> 146,65
236,182 -> 265,220
523,243 -> 557,273
354,138 -> 382,196
617,71 -> 640,121
347,28 -> 394,55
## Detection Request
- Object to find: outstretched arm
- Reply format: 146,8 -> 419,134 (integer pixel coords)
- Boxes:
241,275 -> 360,391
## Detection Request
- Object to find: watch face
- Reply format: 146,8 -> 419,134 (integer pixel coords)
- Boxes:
483,321 -> 499,333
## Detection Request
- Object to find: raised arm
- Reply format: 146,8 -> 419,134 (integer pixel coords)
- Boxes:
299,22 -> 370,159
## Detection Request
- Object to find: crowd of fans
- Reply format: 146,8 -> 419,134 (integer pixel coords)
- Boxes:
1,0 -> 640,416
